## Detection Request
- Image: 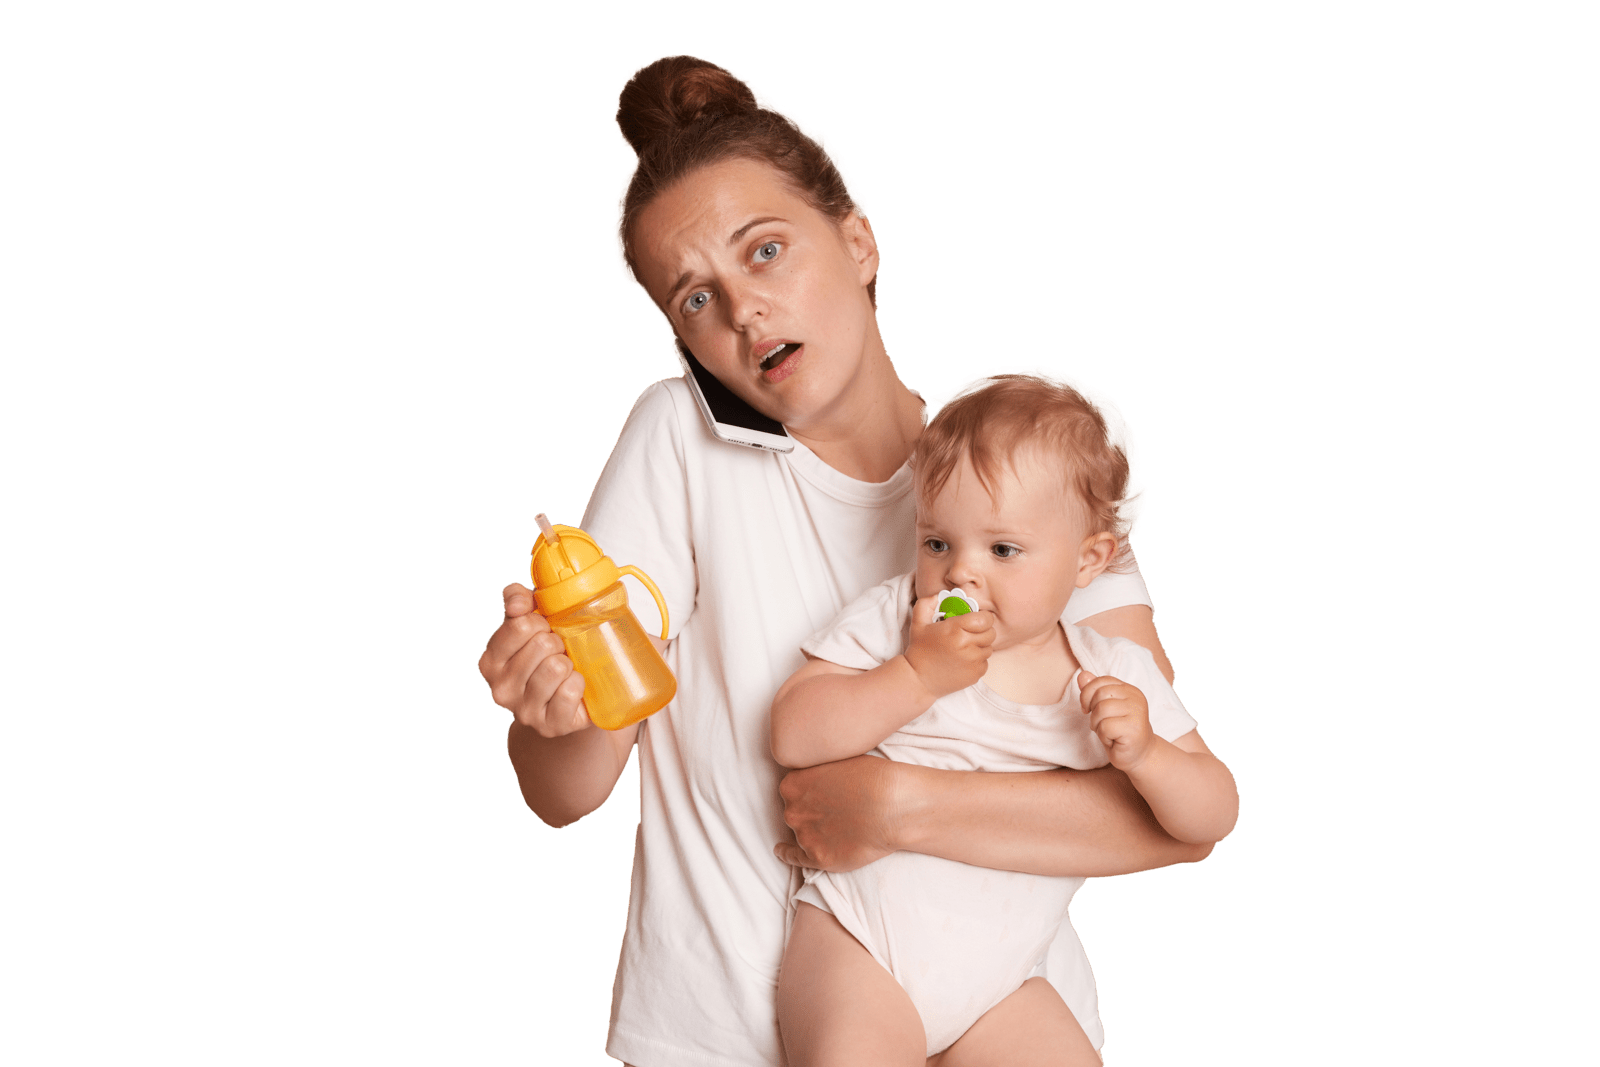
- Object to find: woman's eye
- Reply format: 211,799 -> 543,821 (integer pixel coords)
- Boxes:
923,538 -> 948,554
753,241 -> 780,263
991,543 -> 1020,559
683,291 -> 711,314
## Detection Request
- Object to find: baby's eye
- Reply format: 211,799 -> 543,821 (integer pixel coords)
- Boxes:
753,241 -> 781,263
683,291 -> 711,314
923,538 -> 948,554
991,543 -> 1021,559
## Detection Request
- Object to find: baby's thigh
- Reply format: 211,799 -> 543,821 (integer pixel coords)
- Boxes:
778,902 -> 926,1067
931,977 -> 1100,1067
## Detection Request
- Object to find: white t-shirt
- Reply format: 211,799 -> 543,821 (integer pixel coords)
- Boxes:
583,378 -> 1153,1067
794,572 -> 1197,1055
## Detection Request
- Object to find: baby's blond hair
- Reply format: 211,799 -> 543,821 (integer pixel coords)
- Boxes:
915,375 -> 1132,567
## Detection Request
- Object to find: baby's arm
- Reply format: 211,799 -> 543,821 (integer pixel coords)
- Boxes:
770,657 -> 929,769
1079,671 -> 1238,844
770,600 -> 994,769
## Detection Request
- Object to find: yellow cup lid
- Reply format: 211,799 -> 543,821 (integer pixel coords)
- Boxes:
529,521 -> 671,638
531,525 -> 601,587
531,525 -> 619,617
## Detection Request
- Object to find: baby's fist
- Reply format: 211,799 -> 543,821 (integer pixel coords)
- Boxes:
904,595 -> 995,699
1078,671 -> 1155,772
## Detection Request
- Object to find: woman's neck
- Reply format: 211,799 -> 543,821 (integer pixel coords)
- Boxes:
786,334 -> 924,483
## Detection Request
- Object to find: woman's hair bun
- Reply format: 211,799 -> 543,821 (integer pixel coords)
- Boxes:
617,56 -> 758,157
614,55 -> 870,305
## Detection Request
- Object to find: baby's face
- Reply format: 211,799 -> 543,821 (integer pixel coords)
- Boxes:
914,451 -> 1101,652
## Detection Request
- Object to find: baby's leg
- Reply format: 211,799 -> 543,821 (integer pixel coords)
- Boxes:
931,977 -> 1100,1067
778,901 -> 926,1067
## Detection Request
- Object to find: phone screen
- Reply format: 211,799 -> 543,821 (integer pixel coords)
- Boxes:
679,345 -> 790,440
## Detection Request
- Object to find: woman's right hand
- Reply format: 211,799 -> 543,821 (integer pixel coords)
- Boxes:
479,583 -> 591,737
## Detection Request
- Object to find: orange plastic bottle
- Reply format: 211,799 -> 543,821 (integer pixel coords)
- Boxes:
530,515 -> 677,731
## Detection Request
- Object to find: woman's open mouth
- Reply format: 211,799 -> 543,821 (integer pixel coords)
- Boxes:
758,342 -> 801,372
758,342 -> 804,384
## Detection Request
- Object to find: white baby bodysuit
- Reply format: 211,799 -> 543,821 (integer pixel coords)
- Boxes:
590,378 -> 1156,1066
793,573 -> 1199,1056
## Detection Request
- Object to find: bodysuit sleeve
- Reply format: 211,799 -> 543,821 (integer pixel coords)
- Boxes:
798,573 -> 916,671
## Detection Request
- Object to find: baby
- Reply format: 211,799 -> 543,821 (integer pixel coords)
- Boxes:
771,375 -> 1237,1065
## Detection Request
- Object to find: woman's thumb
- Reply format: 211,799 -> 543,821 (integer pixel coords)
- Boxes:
503,583 -> 534,617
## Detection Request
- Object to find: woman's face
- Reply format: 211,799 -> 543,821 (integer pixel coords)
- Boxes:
631,157 -> 880,432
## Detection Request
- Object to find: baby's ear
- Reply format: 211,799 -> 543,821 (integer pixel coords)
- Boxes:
1075,532 -> 1119,588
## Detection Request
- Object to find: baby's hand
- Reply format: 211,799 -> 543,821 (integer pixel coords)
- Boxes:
903,595 -> 995,699
1079,671 -> 1156,772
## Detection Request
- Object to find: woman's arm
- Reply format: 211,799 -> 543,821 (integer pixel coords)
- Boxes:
1080,604 -> 1174,683
508,718 -> 637,827
484,583 -> 642,827
487,381 -> 695,827
774,602 -> 1212,876
775,758 -> 1210,875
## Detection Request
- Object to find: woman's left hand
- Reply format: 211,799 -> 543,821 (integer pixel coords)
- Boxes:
774,756 -> 904,872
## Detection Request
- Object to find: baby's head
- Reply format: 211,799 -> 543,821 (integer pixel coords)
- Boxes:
912,375 -> 1131,649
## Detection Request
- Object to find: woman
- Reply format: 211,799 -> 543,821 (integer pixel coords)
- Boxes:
479,56 -> 1210,1066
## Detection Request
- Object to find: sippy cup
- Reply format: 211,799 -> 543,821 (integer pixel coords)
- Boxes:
530,514 -> 677,731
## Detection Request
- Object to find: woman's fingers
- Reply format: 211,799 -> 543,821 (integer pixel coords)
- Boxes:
502,582 -> 535,616
541,667 -> 590,735
480,583 -> 592,735
514,648 -> 571,713
512,652 -> 594,736
488,628 -> 559,707
484,607 -> 553,667
775,758 -> 899,872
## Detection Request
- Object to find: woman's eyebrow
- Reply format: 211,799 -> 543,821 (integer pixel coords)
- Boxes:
728,216 -> 786,244
661,217 -> 789,305
664,271 -> 694,305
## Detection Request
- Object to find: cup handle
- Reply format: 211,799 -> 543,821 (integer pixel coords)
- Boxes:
619,565 -> 671,641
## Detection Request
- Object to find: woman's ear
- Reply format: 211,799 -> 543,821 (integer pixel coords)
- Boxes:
841,211 -> 879,288
1075,532 -> 1120,588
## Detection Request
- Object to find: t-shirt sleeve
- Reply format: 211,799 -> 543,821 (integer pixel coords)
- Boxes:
798,573 -> 914,672
1101,636 -> 1197,742
1062,545 -> 1153,624
580,380 -> 697,641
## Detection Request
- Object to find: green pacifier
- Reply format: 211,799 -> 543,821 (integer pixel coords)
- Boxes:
934,588 -> 980,622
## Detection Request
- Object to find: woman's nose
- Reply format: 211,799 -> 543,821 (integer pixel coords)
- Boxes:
724,276 -> 768,328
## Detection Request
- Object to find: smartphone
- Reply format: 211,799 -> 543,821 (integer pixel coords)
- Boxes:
677,342 -> 795,453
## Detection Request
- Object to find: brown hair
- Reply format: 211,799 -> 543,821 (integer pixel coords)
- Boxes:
915,376 -> 1134,567
616,56 -> 875,305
